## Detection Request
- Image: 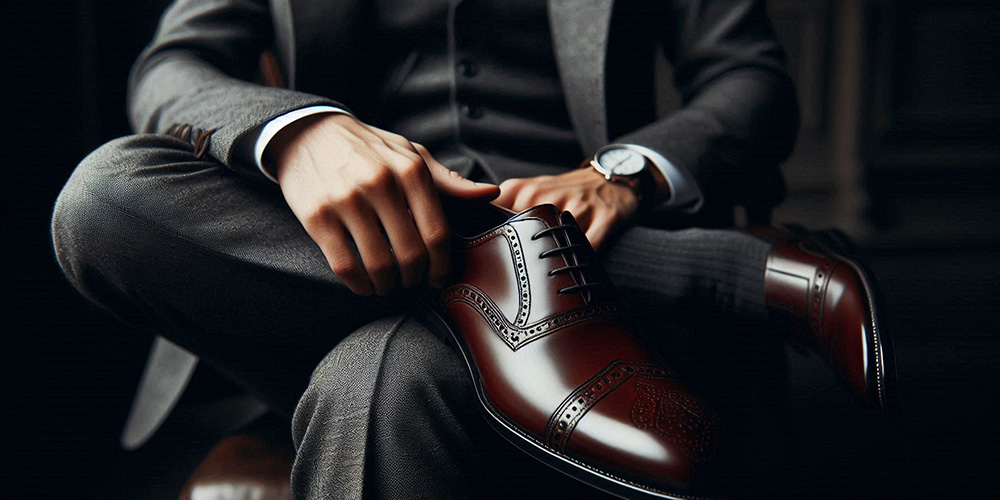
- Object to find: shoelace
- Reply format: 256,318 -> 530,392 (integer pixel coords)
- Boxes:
531,224 -> 601,295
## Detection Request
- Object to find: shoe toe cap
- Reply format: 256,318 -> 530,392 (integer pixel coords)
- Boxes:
826,265 -> 885,405
562,378 -> 719,490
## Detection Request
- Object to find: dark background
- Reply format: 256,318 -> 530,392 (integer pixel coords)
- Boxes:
4,0 -> 998,498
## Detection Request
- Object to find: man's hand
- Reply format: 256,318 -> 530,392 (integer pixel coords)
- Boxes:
268,113 -> 499,295
494,167 -> 639,249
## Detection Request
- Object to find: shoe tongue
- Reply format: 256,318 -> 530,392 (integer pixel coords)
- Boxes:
508,203 -> 562,226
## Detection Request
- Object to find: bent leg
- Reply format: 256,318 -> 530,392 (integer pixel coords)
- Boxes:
52,134 -> 407,413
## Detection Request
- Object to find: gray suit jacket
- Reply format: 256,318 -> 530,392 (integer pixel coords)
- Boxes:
128,0 -> 798,212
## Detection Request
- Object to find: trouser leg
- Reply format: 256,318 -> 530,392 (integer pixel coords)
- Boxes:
292,315 -> 619,500
291,316 -> 478,500
51,134 -> 409,414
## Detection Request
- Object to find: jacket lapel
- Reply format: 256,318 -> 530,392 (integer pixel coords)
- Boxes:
271,0 -> 296,88
547,0 -> 614,156
284,0 -> 363,92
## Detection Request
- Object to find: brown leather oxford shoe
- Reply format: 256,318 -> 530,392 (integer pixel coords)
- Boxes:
180,430 -> 293,500
748,227 -> 899,413
425,203 -> 721,499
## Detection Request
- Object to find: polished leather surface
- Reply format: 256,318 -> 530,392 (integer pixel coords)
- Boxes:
438,204 -> 719,496
750,227 -> 897,412
180,432 -> 293,500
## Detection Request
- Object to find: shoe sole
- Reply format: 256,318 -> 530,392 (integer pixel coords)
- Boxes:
415,300 -> 720,500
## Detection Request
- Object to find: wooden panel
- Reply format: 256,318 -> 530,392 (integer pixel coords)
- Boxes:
865,0 -> 1000,167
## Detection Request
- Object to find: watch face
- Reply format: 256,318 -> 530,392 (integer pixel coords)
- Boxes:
597,148 -> 645,176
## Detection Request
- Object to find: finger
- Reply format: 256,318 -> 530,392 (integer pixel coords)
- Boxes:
585,214 -> 617,250
370,180 -> 427,288
422,149 -> 499,200
563,201 -> 593,229
512,186 -> 542,212
311,218 -> 374,296
494,179 -> 522,209
341,203 -> 398,295
396,146 -> 454,288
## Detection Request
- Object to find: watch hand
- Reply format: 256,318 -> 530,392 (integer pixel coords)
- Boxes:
609,158 -> 630,176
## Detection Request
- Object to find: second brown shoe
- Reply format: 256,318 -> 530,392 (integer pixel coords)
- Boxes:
749,226 -> 899,414
423,203 -> 721,499
180,428 -> 293,500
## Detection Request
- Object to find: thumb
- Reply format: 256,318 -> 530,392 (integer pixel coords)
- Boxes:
427,158 -> 500,201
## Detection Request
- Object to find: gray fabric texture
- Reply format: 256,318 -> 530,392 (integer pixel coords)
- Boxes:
291,316 -> 477,500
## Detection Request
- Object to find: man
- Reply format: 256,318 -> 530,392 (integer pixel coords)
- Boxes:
52,0 -> 892,497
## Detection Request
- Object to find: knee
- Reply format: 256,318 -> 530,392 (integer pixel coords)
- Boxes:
296,317 -> 465,420
307,317 -> 458,396
51,134 -> 191,297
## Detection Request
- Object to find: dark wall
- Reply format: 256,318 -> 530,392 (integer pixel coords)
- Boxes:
4,1 -> 171,497
3,0 -> 998,498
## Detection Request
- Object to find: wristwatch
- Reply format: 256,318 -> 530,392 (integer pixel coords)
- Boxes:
590,145 -> 657,207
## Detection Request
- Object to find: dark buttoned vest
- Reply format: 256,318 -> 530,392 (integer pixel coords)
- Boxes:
366,0 -> 584,183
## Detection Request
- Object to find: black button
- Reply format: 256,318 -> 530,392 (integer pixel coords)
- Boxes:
460,103 -> 483,119
456,59 -> 478,77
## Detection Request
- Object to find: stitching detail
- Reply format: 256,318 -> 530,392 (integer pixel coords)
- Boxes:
463,227 -> 505,248
809,256 -> 838,354
503,225 -> 531,326
441,284 -> 622,351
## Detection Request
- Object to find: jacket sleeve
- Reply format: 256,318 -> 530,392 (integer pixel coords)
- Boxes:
127,0 -> 345,178
614,0 -> 800,212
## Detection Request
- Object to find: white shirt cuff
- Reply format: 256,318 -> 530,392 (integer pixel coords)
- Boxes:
254,105 -> 352,183
616,143 -> 704,213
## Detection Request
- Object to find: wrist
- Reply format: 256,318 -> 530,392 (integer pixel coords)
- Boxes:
588,145 -> 666,211
266,113 -> 353,180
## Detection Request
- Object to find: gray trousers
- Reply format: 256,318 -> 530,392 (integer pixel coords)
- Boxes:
52,135 -> 773,499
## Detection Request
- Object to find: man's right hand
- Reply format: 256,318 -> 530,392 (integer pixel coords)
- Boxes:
267,113 -> 499,296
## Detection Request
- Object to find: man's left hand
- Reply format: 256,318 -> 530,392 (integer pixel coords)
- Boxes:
494,167 -> 638,249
